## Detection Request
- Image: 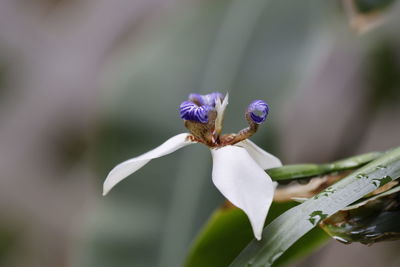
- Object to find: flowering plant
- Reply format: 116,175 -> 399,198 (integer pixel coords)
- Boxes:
103,92 -> 281,240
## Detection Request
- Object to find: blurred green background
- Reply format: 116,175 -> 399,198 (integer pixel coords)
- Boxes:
0,0 -> 400,266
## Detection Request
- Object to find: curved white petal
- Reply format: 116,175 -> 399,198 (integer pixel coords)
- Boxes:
236,139 -> 282,169
211,146 -> 276,240
103,133 -> 195,196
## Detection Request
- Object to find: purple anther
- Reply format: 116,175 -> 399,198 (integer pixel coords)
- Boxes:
247,100 -> 269,124
180,101 -> 211,123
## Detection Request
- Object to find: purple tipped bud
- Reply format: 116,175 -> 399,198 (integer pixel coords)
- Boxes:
188,93 -> 205,106
180,101 -> 212,123
201,92 -> 224,107
247,100 -> 269,124
187,92 -> 224,107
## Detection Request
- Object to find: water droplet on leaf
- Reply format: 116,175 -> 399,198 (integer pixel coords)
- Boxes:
333,236 -> 351,244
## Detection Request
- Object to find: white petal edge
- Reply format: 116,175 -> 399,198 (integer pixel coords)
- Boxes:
236,139 -> 282,169
211,146 -> 276,240
103,133 -> 195,196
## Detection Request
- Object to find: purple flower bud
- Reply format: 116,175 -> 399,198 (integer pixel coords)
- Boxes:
179,101 -> 212,123
188,93 -> 205,106
201,92 -> 224,107
247,100 -> 269,124
188,92 -> 224,107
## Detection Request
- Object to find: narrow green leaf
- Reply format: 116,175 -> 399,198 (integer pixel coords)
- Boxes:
230,147 -> 400,267
267,152 -> 382,181
271,227 -> 329,267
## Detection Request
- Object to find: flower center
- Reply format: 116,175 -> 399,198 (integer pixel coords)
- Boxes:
179,92 -> 269,147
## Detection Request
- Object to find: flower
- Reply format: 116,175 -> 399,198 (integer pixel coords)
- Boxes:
103,92 -> 282,240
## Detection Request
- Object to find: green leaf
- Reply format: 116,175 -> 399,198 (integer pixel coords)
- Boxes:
184,206 -> 253,267
230,147 -> 400,267
271,227 -> 328,267
185,202 -> 330,267
267,152 -> 382,181
184,202 -> 296,267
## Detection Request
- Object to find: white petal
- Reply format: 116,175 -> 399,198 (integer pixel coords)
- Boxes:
236,139 -> 282,169
103,133 -> 195,196
211,146 -> 276,240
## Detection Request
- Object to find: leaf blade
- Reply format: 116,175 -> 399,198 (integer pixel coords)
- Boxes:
230,147 -> 400,267
267,152 -> 382,181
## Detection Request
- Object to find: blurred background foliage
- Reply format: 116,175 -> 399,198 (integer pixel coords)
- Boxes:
0,0 -> 400,267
